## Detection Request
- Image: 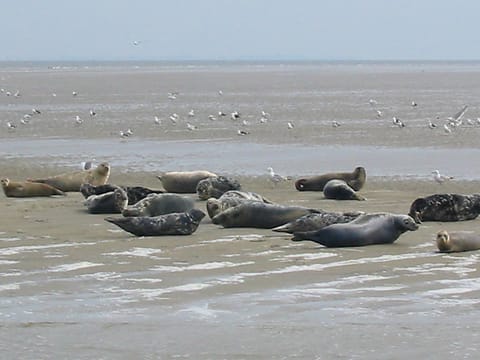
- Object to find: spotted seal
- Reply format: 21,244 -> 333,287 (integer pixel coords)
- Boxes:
292,213 -> 419,247
436,230 -> 480,253
80,183 -> 165,205
212,201 -> 318,229
295,166 -> 366,192
122,193 -> 195,217
157,170 -> 217,193
84,188 -> 128,214
408,194 -> 480,223
272,210 -> 364,233
105,208 -> 206,236
196,176 -> 241,200
1,178 -> 65,197
206,190 -> 273,219
323,179 -> 365,201
29,162 -> 110,192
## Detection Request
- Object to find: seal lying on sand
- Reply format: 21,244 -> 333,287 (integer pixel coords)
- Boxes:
157,170 -> 217,193
272,210 -> 364,233
122,193 -> 195,217
295,166 -> 366,192
292,213 -> 418,247
1,178 -> 65,197
196,176 -> 241,200
105,209 -> 206,236
408,194 -> 480,223
436,230 -> 480,253
84,188 -> 128,214
206,190 -> 273,219
323,179 -> 365,201
80,183 -> 164,205
212,201 -> 318,229
29,162 -> 110,192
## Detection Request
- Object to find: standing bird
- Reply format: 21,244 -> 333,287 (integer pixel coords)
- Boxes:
267,167 -> 288,186
89,109 -> 96,117
392,116 -> 405,128
287,122 -> 294,129
432,170 -> 453,184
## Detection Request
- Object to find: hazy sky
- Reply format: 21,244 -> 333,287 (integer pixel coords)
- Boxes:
2,0 -> 480,61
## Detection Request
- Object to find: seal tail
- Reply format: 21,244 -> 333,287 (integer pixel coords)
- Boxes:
105,217 -> 139,235
272,224 -> 292,233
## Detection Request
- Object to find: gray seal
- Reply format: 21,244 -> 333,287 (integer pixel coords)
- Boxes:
272,210 -> 364,233
196,176 -> 242,200
80,183 -> 164,205
206,190 -> 273,219
84,188 -> 128,214
157,170 -> 217,193
212,201 -> 318,229
323,179 -> 365,201
122,193 -> 195,217
295,166 -> 366,192
105,208 -> 206,236
436,230 -> 480,253
292,213 -> 419,247
408,194 -> 480,223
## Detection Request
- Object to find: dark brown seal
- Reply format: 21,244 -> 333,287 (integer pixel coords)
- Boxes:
295,166 -> 366,192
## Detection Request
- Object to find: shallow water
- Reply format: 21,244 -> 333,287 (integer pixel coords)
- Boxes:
2,62 -> 480,359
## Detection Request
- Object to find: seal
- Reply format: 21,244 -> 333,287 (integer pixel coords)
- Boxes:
211,201 -> 318,229
408,194 -> 480,223
206,190 -> 273,219
84,188 -> 128,214
80,183 -> 165,205
295,166 -> 366,192
122,193 -> 195,217
272,210 -> 364,233
436,230 -> 480,253
29,162 -> 110,192
157,170 -> 217,193
1,178 -> 65,197
105,208 -> 206,236
323,179 -> 365,201
292,213 -> 419,247
196,176 -> 242,200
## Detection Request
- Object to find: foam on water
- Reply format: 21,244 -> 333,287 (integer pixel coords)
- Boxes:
103,247 -> 163,258
48,262 -> 104,273
0,242 -> 97,256
152,261 -> 255,273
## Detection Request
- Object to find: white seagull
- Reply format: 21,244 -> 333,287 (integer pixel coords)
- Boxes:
188,109 -> 195,117
267,167 -> 288,186
186,123 -> 197,131
287,122 -> 294,129
237,129 -> 249,136
432,170 -> 453,184
154,116 -> 161,125
119,128 -> 133,138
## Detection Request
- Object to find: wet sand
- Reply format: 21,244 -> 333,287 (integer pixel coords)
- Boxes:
2,62 -> 480,359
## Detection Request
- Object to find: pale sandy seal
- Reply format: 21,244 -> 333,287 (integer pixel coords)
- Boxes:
105,208 -> 206,236
157,170 -> 217,193
84,188 -> 128,214
292,213 -> 418,247
212,201 -> 318,229
80,183 -> 165,205
1,178 -> 65,197
323,179 -> 366,201
295,166 -> 366,192
29,162 -> 110,192
408,193 -> 480,223
196,176 -> 241,200
436,230 -> 480,253
206,190 -> 273,219
272,210 -> 364,233
122,193 -> 195,217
